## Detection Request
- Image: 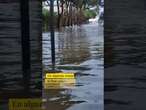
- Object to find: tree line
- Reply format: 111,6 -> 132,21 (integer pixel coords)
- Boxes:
43,0 -> 98,30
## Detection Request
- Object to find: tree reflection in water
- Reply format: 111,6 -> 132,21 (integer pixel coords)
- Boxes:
57,26 -> 91,65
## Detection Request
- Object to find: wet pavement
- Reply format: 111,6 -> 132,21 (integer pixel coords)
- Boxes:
43,23 -> 104,110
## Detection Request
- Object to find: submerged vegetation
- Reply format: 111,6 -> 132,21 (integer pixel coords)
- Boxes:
43,0 -> 98,31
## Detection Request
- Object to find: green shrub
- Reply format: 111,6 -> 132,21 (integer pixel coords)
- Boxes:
83,9 -> 97,20
42,8 -> 58,31
42,8 -> 49,31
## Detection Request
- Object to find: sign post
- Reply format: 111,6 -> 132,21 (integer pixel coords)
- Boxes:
50,0 -> 56,70
20,0 -> 31,91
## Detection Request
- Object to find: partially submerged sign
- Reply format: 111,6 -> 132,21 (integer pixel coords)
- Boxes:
45,73 -> 75,79
44,72 -> 76,89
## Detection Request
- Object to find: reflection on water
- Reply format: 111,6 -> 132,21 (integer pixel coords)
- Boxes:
57,27 -> 91,64
43,23 -> 103,110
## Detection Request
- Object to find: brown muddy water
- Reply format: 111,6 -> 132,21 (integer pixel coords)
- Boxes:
43,23 -> 104,110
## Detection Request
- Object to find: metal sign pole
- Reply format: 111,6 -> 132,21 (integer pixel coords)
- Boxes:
20,0 -> 31,90
50,0 -> 56,70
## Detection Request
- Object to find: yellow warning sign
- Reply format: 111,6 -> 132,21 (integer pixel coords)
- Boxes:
44,72 -> 76,89
45,73 -> 75,79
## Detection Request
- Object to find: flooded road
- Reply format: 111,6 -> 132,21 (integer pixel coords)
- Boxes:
43,23 -> 103,110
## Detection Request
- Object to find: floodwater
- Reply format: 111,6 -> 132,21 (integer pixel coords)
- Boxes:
105,30 -> 146,110
43,23 -> 103,110
0,2 -> 42,110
